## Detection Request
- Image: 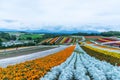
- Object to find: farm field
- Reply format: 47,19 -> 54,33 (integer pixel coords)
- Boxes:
81,43 -> 120,65
94,37 -> 120,47
84,36 -> 102,40
0,36 -> 120,80
1,0 -> 120,79
0,46 -> 75,79
40,36 -> 82,45
8,32 -> 43,39
41,44 -> 120,80
19,34 -> 44,40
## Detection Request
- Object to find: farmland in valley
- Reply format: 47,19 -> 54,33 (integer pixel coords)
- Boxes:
1,34 -> 120,80
1,0 -> 120,79
40,36 -> 82,45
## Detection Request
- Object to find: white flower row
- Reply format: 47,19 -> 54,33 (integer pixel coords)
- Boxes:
80,54 -> 107,80
74,53 -> 90,80
80,46 -> 120,80
40,52 -> 76,80
58,52 -> 76,80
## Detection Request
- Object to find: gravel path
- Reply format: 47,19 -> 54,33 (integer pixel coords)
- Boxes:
0,45 -> 68,68
0,46 -> 58,59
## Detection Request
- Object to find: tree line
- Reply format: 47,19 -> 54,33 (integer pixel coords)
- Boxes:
72,31 -> 120,36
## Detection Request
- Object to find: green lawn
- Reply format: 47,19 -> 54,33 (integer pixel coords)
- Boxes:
19,34 -> 44,40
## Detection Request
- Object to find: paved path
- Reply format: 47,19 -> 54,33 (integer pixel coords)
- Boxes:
0,45 -> 59,53
0,46 -> 34,53
101,41 -> 120,45
0,46 -> 58,59
0,45 -> 68,68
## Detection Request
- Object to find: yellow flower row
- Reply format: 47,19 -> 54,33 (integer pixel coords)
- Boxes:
84,44 -> 120,59
0,46 -> 75,80
59,37 -> 67,44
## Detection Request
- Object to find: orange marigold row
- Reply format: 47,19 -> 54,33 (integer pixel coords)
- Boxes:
0,46 -> 75,80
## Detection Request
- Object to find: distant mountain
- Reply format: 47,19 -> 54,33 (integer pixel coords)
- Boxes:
25,29 -> 53,33
25,29 -> 100,34
0,28 -> 100,34
0,28 -> 12,31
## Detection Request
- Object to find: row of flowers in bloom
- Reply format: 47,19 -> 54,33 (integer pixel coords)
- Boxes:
40,36 -> 81,45
40,44 -> 120,80
96,37 -> 120,47
97,37 -> 118,43
85,44 -> 120,58
85,41 -> 120,51
0,46 -> 75,80
82,43 -> 120,65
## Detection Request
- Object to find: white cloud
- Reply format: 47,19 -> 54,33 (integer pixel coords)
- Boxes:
0,0 -> 120,31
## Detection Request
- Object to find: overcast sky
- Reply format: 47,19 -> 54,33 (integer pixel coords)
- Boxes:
0,0 -> 120,32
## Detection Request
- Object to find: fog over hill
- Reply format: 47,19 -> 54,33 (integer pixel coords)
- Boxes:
0,24 -> 120,34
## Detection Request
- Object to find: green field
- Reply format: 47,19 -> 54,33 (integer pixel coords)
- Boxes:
19,34 -> 44,40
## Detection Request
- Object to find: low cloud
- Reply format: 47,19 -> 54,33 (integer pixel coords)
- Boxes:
0,0 -> 120,32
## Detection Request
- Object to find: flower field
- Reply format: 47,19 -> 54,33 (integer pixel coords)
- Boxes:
97,38 -> 118,43
85,41 -> 120,51
40,44 -> 120,80
40,36 -> 81,45
0,46 -> 75,80
1,36 -> 120,80
82,43 -> 120,65
85,36 -> 102,39
96,37 -> 120,47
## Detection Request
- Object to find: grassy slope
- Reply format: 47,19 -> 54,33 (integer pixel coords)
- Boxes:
19,34 -> 43,40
